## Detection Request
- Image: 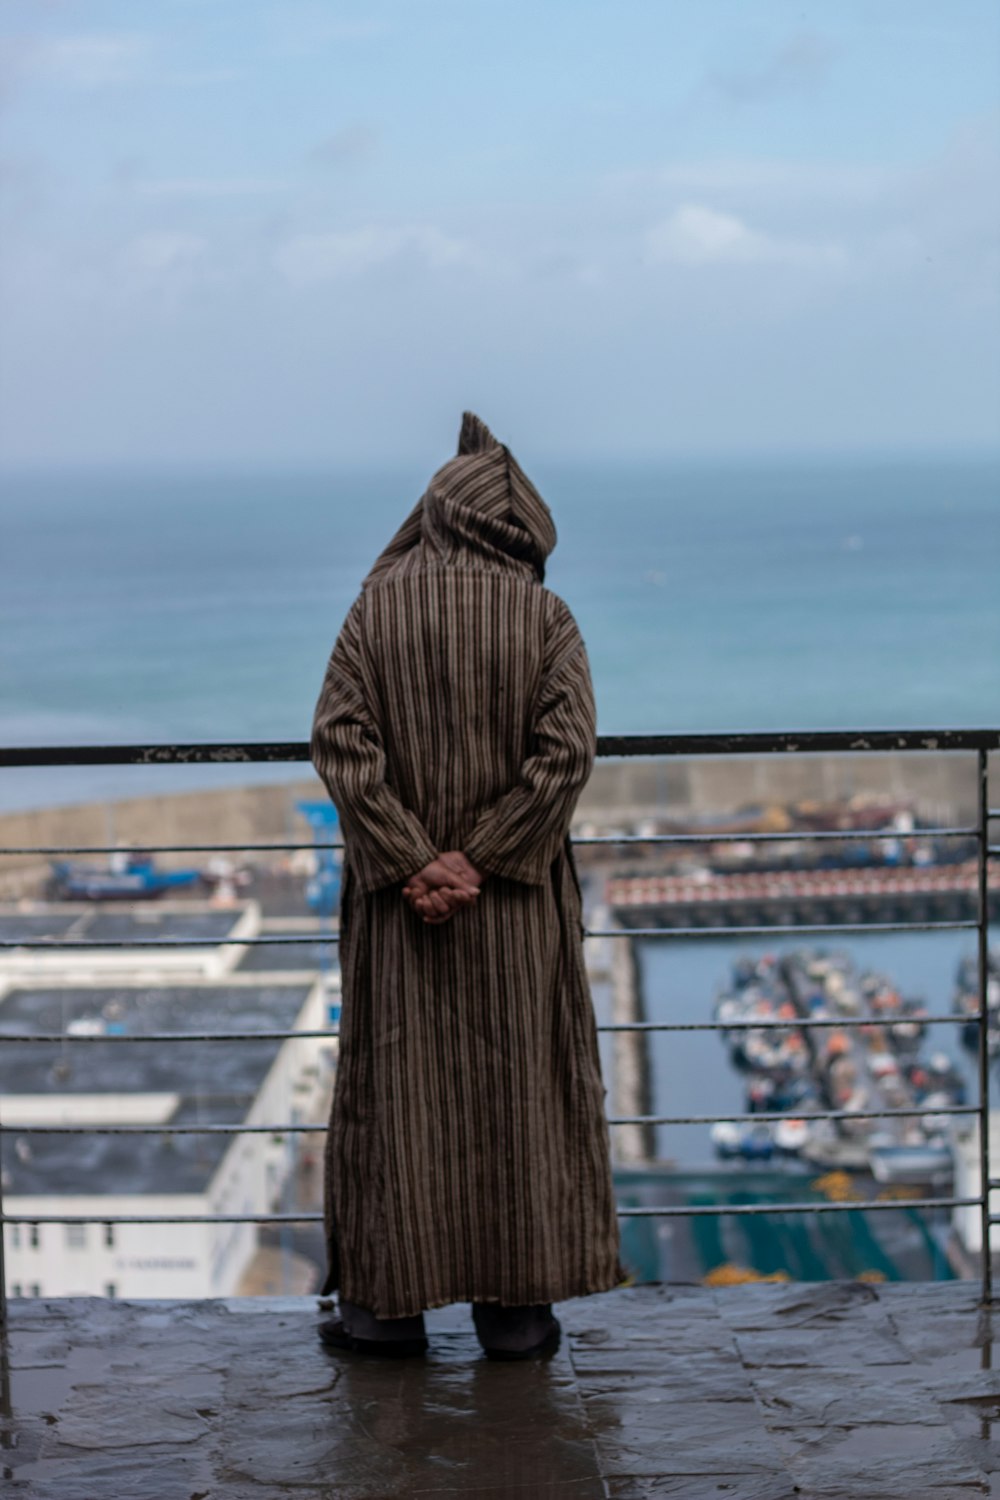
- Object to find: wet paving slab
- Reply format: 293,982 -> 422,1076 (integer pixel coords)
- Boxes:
1,1282 -> 998,1499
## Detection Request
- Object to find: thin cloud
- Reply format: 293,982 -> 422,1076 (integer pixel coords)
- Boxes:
28,34 -> 151,88
711,31 -> 837,104
644,204 -> 845,270
620,159 -> 884,205
316,19 -> 389,42
265,12 -> 391,55
275,225 -> 474,283
528,248 -> 603,286
308,126 -> 379,169
168,67 -> 247,88
0,150 -> 51,215
135,178 -> 288,199
125,232 -> 206,274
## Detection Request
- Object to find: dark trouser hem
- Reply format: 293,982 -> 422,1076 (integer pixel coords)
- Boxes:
471,1302 -> 555,1354
339,1298 -> 428,1343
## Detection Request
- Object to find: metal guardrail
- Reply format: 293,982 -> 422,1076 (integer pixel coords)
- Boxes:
0,729 -> 996,1320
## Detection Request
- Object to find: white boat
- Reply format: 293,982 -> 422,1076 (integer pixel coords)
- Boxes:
868,1142 -> 953,1185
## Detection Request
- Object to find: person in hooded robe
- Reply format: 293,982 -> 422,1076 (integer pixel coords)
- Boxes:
309,413 -> 622,1358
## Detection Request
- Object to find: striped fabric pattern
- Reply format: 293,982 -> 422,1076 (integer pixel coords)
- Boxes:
310,414 -> 622,1318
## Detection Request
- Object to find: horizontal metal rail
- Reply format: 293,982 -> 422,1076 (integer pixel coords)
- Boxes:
1,742 -> 313,768
606,1105 -> 978,1126
0,918 -> 981,952
3,728 -> 1000,766
3,1212 -> 326,1224
0,934 -> 336,950
0,1029 -> 340,1043
4,842 -> 336,857
1,1197 -> 978,1226
0,824 -> 981,857
581,827 -> 978,845
0,1010 -> 976,1045
616,1196 -> 979,1217
4,1122 -> 330,1135
3,1103 -> 978,1136
599,1014 -> 975,1031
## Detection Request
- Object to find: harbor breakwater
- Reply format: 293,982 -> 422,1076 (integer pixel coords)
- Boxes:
580,748 -> 993,829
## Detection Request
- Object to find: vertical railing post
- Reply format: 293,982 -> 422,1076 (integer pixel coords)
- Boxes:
977,748 -> 993,1303
0,1118 -> 7,1329
0,808 -> 6,1330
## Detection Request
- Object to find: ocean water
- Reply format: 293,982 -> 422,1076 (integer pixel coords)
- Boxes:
1,453 -> 998,810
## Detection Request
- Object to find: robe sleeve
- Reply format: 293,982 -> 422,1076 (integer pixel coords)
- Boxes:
310,597 -> 439,894
462,600 -> 596,886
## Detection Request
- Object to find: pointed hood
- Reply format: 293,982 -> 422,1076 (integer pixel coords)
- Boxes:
362,413 -> 556,588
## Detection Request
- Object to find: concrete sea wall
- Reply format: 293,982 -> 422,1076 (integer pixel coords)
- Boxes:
578,749 -> 995,828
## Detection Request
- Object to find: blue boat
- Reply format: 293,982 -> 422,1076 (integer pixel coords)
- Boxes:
48,854 -> 205,901
295,801 -> 342,916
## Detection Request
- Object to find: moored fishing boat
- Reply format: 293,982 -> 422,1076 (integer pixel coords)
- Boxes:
952,950 -> 1000,1057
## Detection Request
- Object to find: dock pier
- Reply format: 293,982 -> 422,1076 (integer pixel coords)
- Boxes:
608,859 -> 999,932
608,926 -> 656,1164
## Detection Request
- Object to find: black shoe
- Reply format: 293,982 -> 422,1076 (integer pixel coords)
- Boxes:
317,1318 -> 428,1358
481,1315 -> 562,1362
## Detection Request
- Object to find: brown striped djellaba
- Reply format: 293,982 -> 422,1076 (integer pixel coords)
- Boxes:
310,413 -> 624,1319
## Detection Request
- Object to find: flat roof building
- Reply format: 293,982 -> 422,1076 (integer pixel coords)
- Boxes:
1,974 -> 335,1299
0,900 -> 261,982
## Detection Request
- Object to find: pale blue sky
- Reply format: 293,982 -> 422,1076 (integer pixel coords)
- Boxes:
1,1 -> 998,465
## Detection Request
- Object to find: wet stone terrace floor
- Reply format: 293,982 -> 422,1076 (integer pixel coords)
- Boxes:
2,1282 -> 999,1499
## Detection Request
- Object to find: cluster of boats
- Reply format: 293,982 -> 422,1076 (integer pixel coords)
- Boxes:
952,950 -> 1000,1060
711,950 -> 966,1183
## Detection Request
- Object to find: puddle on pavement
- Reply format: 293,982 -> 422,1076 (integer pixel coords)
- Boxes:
827,1423 -> 945,1459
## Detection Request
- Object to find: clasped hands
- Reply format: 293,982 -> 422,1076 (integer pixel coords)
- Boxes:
402,851 -> 483,925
